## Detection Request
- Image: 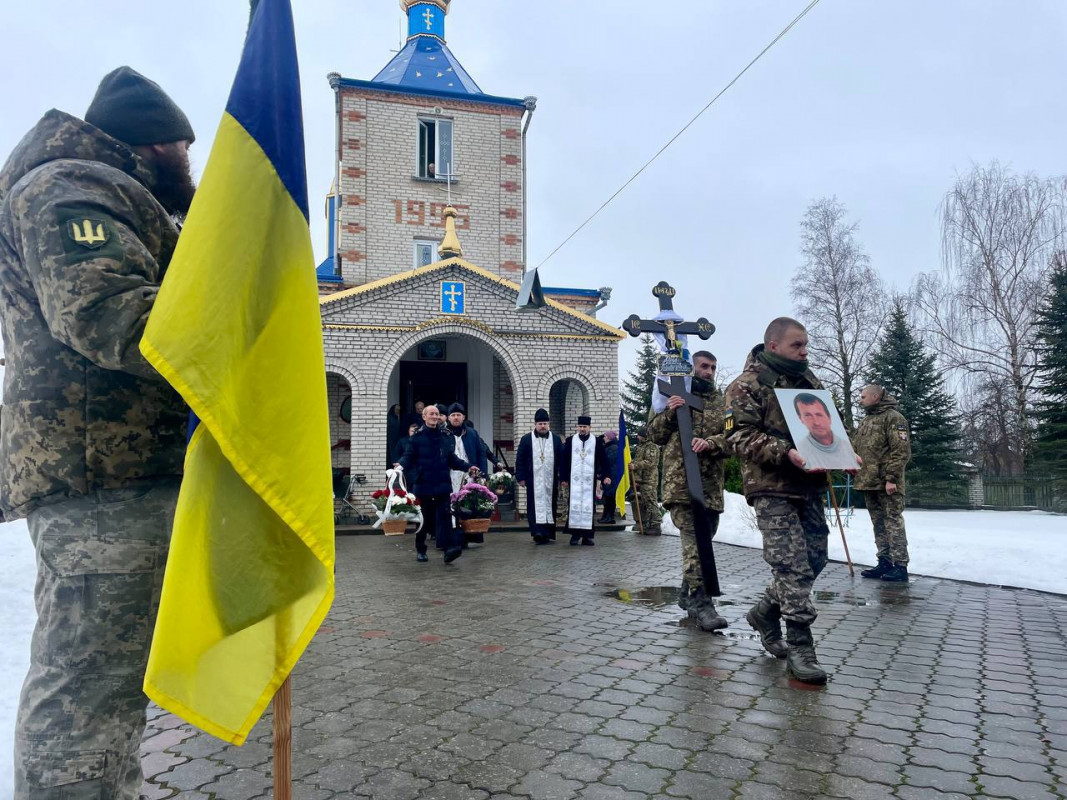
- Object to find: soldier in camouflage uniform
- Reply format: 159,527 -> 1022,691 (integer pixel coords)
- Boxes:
630,428 -> 663,535
1,68 -> 194,798
853,384 -> 912,582
724,318 -> 851,684
648,351 -> 731,631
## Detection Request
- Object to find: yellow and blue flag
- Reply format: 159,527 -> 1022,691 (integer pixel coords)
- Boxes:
139,0 -> 334,745
615,411 -> 632,519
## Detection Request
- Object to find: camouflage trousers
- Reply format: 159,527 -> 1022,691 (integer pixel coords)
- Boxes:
15,479 -> 180,800
754,495 -> 829,626
636,490 -> 663,532
864,490 -> 909,565
667,504 -> 720,592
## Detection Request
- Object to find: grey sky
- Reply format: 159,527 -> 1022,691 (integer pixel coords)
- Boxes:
3,1 -> 1066,381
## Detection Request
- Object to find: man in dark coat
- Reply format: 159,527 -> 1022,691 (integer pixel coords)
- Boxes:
516,408 -> 564,544
560,415 -> 611,545
446,403 -> 488,544
397,404 -> 479,563
598,430 -> 620,524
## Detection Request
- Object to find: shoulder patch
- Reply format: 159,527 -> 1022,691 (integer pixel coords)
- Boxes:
724,409 -> 734,432
55,206 -> 123,263
65,218 -> 110,250
898,430 -> 908,442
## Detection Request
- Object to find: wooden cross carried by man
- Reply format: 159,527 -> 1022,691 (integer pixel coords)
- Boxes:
623,282 -> 721,596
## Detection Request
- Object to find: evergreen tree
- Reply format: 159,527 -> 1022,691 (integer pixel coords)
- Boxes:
621,335 -> 659,432
1033,254 -> 1067,481
867,300 -> 963,481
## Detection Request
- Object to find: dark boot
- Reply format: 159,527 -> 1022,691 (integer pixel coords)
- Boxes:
746,597 -> 788,659
678,579 -> 691,610
569,534 -> 581,546
443,547 -> 463,563
881,563 -> 909,582
785,621 -> 827,685
687,588 -> 728,631
861,557 -> 891,579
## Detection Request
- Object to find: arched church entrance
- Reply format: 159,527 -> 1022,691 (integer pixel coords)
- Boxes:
549,378 -> 589,438
326,371 -> 354,513
386,332 -> 518,471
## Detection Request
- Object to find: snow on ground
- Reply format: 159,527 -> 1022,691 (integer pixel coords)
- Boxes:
0,496 -> 1064,793
661,492 -> 1067,596
1,519 -> 34,795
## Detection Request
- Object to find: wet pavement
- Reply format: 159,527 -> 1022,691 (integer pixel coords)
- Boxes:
141,529 -> 1067,799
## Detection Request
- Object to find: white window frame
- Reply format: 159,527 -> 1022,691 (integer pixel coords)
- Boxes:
416,116 -> 454,180
413,239 -> 437,268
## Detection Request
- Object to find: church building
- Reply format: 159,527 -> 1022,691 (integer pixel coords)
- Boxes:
316,0 -> 622,498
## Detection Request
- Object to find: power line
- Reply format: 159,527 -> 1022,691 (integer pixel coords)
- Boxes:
534,0 -> 824,271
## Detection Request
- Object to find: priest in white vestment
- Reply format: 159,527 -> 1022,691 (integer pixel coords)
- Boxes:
516,408 -> 564,545
560,415 -> 611,546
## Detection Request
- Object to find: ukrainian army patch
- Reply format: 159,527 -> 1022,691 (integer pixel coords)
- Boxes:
896,423 -> 908,442
66,218 -> 110,250
724,409 -> 734,432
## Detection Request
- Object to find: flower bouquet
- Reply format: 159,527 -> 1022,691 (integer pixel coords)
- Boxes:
485,470 -> 516,501
372,470 -> 423,535
450,481 -> 498,536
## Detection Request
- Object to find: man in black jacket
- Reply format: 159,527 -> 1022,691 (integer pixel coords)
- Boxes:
598,430 -> 620,524
397,404 -> 479,563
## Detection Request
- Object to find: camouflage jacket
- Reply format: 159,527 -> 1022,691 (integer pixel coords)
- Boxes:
648,383 -> 729,512
724,345 -> 827,503
0,110 -> 186,520
631,440 -> 660,483
851,395 -> 911,493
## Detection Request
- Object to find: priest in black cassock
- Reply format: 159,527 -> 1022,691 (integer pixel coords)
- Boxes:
560,415 -> 611,546
516,408 -> 564,545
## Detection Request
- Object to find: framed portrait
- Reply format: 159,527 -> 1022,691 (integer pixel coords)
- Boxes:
418,340 -> 447,361
774,388 -> 860,472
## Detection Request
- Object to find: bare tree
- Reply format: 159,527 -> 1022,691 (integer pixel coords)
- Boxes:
914,162 -> 1067,475
792,197 -> 887,429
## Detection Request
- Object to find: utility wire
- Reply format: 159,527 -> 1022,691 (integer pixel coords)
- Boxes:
534,0 -> 823,271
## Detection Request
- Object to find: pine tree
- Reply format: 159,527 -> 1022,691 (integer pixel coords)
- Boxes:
1032,254 -> 1067,482
620,335 -> 659,432
867,300 -> 963,481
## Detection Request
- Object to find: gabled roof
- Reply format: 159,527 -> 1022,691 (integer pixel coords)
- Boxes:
319,258 -> 624,339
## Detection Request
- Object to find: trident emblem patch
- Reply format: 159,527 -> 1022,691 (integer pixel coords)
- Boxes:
68,219 -> 109,249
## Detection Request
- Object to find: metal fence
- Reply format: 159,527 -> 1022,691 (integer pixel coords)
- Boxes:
982,477 -> 1059,510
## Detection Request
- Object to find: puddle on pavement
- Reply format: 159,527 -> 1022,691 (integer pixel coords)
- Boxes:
814,590 -> 868,606
606,586 -> 683,610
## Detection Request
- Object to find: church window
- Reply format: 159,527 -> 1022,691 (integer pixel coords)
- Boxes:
413,240 -> 436,268
417,117 -> 454,179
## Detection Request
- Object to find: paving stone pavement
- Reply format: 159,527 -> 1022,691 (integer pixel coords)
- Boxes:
141,529 -> 1067,799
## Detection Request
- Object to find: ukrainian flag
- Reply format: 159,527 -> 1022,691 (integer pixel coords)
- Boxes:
139,0 -> 334,745
614,411 -> 632,519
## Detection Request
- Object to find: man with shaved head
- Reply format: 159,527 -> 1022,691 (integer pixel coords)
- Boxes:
723,317 -> 833,684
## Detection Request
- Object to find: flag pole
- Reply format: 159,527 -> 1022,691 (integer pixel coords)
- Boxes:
826,474 -> 854,577
629,462 -> 645,534
273,676 -> 292,799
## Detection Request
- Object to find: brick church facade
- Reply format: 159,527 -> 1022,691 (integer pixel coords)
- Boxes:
316,0 -> 621,501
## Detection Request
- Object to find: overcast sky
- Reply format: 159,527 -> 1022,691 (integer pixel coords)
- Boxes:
3,1 -> 1066,380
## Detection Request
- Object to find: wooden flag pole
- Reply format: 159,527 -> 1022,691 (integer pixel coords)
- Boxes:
629,462 -> 645,534
826,474 -> 854,577
273,676 -> 292,799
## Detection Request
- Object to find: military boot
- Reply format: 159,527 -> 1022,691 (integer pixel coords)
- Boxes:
860,557 -> 891,579
880,563 -> 909,582
688,588 -> 728,632
678,579 -> 691,610
746,597 -> 788,658
785,621 -> 827,685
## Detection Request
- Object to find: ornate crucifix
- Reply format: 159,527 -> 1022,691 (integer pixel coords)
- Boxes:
623,282 -> 721,596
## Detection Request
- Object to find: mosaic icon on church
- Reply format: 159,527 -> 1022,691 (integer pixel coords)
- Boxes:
441,280 -> 465,315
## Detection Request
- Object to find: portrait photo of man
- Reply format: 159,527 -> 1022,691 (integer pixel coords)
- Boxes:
775,389 -> 861,472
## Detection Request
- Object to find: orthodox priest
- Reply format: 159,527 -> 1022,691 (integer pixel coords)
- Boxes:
560,415 -> 611,546
516,408 -> 564,545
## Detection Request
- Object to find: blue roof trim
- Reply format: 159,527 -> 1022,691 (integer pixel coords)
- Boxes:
226,0 -> 309,220
543,287 -> 602,298
337,77 -> 526,109
316,256 -> 342,282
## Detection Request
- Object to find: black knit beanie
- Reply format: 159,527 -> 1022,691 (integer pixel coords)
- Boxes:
85,67 -> 195,146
